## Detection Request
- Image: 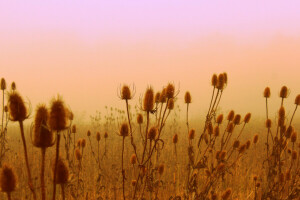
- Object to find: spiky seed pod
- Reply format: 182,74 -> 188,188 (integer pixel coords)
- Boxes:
211,74 -> 218,87
264,87 -> 271,98
75,148 -> 82,160
137,114 -> 143,124
295,94 -> 300,105
219,151 -> 226,160
184,91 -> 192,104
233,114 -> 241,125
279,106 -> 285,119
278,118 -> 285,127
288,148 -> 292,154
246,140 -> 251,149
143,87 -> 154,112
280,86 -> 288,98
227,122 -> 234,133
166,83 -> 175,99
130,154 -> 137,165
155,92 -> 161,103
244,113 -> 251,123
214,126 -> 220,137
253,134 -> 259,144
11,82 -> 16,91
223,72 -> 228,85
76,139 -> 82,147
167,98 -> 174,110
189,129 -> 195,140
286,126 -> 293,138
207,123 -> 213,135
173,134 -> 178,144
7,92 -> 27,122
87,130 -> 91,137
292,150 -> 298,160
205,169 -> 211,177
158,164 -> 165,175
221,188 -> 232,200
104,132 -> 108,138
48,97 -> 68,131
216,114 -> 223,124
238,144 -> 247,154
4,106 -> 8,113
147,127 -> 158,140
211,193 -> 218,200
52,158 -> 69,184
120,123 -> 129,137
215,151 -> 221,160
217,163 -> 225,172
80,139 -> 86,148
0,78 -> 6,90
286,170 -> 291,181
121,85 -> 131,100
233,140 -> 240,149
253,175 -> 258,181
68,111 -> 74,121
204,133 -> 209,144
71,125 -> 76,133
266,119 -> 272,128
227,110 -> 235,121
96,132 -> 101,141
0,164 -> 17,193
217,74 -> 225,90
33,105 -> 53,148
131,180 -> 137,187
159,88 -> 167,103
291,132 -> 297,143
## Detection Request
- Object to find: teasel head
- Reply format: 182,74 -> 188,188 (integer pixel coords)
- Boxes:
233,114 -> 241,125
217,73 -> 225,90
48,96 -> 68,131
211,74 -> 218,87
137,113 -> 143,124
119,122 -> 129,137
238,144 -> 247,154
120,84 -> 132,100
278,106 -> 285,119
166,83 -> 175,99
217,163 -> 225,172
33,104 -> 54,148
11,82 -> 16,91
219,151 -> 227,160
75,148 -> 82,160
80,139 -> 86,148
143,87 -> 154,112
223,72 -> 228,85
7,91 -> 28,122
52,157 -> 69,184
279,86 -> 288,98
214,126 -> 220,137
291,132 -> 297,143
131,180 -> 137,187
263,87 -> 271,98
167,98 -> 174,110
159,88 -> 167,103
253,175 -> 258,182
246,140 -> 251,149
188,129 -> 195,140
104,132 -> 108,139
227,122 -> 234,133
233,140 -> 240,149
172,134 -> 178,144
292,150 -> 298,160
68,111 -> 74,121
286,170 -> 291,181
285,126 -> 293,138
244,113 -> 251,123
227,110 -> 234,121
147,126 -> 158,140
253,134 -> 259,144
158,164 -> 165,175
0,78 -> 6,90
76,139 -> 82,147
207,123 -> 213,135
155,92 -> 160,104
295,94 -> 300,105
4,106 -> 8,113
130,154 -> 137,165
221,188 -> 231,200
184,91 -> 192,104
265,119 -> 272,128
87,130 -> 91,137
96,132 -> 101,141
71,125 -> 76,134
0,163 -> 17,193
211,192 -> 218,200
216,114 -> 223,124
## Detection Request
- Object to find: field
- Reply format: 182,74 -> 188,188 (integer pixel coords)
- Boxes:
0,74 -> 299,200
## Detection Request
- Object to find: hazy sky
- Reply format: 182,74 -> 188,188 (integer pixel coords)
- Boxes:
1,1 -> 300,122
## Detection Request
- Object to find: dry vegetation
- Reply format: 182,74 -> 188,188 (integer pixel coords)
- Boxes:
0,74 -> 299,200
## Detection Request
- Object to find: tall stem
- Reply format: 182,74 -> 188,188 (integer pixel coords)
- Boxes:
41,148 -> 46,200
52,132 -> 61,200
289,105 -> 298,126
122,136 -> 126,200
61,184 -> 65,200
6,192 -> 11,200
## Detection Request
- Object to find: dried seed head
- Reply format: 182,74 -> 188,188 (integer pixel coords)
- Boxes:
76,139 -> 81,147
278,106 -> 285,119
256,182 -> 261,188
11,82 -> 16,91
33,105 -> 53,148
233,140 -> 240,149
253,134 -> 259,144
211,74 -> 218,87
211,193 -> 218,200
121,85 -> 132,100
292,150 -> 298,160
207,123 -> 213,135
280,125 -> 287,135
4,106 -> 8,113
253,175 -> 258,181
223,72 -> 228,85
205,169 -> 211,177
214,126 -> 220,137
130,154 -> 137,165
264,87 -> 271,98
221,188 -> 232,200
217,163 -> 225,172
219,151 -> 227,160
189,129 -> 195,140
173,134 -> 178,144
167,98 -> 174,110
204,133 -> 209,144
87,130 -> 91,137
96,132 -> 101,141
238,144 -> 247,154
137,113 -> 143,124
227,122 -> 234,133
71,125 -> 76,133
147,126 -> 158,140
291,132 -> 297,143
227,110 -> 235,121
244,113 -> 251,123
75,148 -> 82,160
131,180 -> 137,187
0,78 -> 6,90
280,86 -> 288,98
155,92 -> 161,103
246,140 -> 251,149
184,91 -> 192,104
216,114 -> 224,124
48,97 -> 68,131
68,111 -> 74,121
8,92 -> 28,122
295,94 -> 300,105
286,170 -> 291,181
158,164 -> 165,175
266,119 -> 272,128
0,164 -> 17,193
217,74 -> 225,90
233,114 -> 241,125
285,126 -> 293,138
104,132 -> 108,138
166,83 -> 175,99
80,139 -> 86,148
143,87 -> 154,112
52,157 -> 69,184
120,123 -> 129,137
159,88 -> 167,103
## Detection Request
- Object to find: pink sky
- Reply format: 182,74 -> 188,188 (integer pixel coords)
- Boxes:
0,1 -> 300,122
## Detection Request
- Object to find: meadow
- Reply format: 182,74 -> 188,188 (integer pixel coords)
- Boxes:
0,73 -> 299,200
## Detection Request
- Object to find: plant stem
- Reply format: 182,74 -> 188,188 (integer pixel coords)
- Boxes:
41,147 -> 46,200
52,132 -> 61,200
